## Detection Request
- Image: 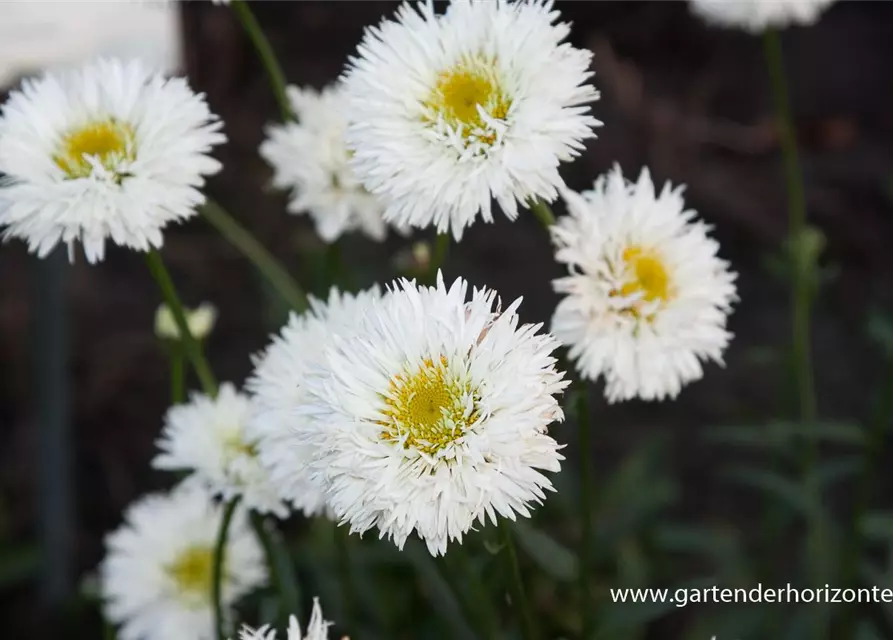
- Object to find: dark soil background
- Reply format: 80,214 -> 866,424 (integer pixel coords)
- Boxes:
3,1 -> 893,638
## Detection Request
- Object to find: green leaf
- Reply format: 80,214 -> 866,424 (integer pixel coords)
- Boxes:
652,523 -> 744,567
720,466 -> 814,518
707,421 -> 866,450
512,521 -> 578,582
859,512 -> 893,543
595,439 -> 677,545
811,456 -> 863,488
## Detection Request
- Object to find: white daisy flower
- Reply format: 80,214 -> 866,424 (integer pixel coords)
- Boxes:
100,483 -> 267,640
238,598 -> 333,640
303,274 -> 567,556
259,84 -> 399,243
0,58 -> 224,263
155,302 -> 218,341
153,383 -> 288,517
341,0 -> 601,240
690,0 -> 835,32
247,287 -> 383,517
551,165 -> 738,403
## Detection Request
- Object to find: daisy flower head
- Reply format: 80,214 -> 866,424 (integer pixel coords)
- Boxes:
153,383 -> 288,517
341,0 -> 601,240
238,598 -> 333,640
247,286 -> 384,517
690,0 -> 836,32
259,84 -> 401,243
0,58 -> 224,263
100,483 -> 266,640
551,165 -> 738,403
304,274 -> 568,556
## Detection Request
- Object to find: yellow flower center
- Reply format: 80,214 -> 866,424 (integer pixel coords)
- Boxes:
221,430 -> 257,461
53,118 -> 135,179
424,56 -> 511,144
165,545 -> 214,601
620,246 -> 671,303
380,356 -> 479,456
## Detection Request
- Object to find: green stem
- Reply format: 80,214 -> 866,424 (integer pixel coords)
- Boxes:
213,498 -> 241,640
764,28 -> 824,639
500,524 -> 537,640
145,250 -> 217,397
170,350 -> 185,404
529,198 -> 556,228
250,513 -> 301,627
334,524 -> 359,636
229,0 -> 293,122
577,389 -> 594,640
763,29 -> 816,426
324,241 -> 354,292
426,234 -> 450,285
447,547 -> 499,640
201,199 -> 308,312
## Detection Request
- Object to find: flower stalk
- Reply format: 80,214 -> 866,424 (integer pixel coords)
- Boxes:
500,524 -> 537,640
213,497 -> 241,640
170,350 -> 185,404
763,27 -> 826,639
249,513 -> 301,629
530,198 -> 556,228
426,233 -> 451,284
229,0 -> 294,122
334,524 -> 359,637
201,199 -> 308,313
145,250 -> 218,398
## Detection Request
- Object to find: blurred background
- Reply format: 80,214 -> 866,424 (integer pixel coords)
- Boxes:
2,2 -> 893,639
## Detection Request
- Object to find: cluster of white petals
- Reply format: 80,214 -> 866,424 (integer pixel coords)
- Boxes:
247,287 -> 383,517
154,383 -> 289,517
238,599 -> 333,640
100,484 -> 266,640
341,0 -> 601,240
550,166 -> 737,402
253,275 -> 568,556
0,58 -> 223,262
690,0 -> 836,32
260,85 -> 400,243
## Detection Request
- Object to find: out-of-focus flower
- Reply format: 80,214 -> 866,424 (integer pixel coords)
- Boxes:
341,0 -> 601,240
247,287 -> 383,517
551,165 -> 738,402
690,0 -> 835,32
0,58 -> 224,262
100,483 -> 266,640
153,383 -> 288,517
259,84 -> 400,243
